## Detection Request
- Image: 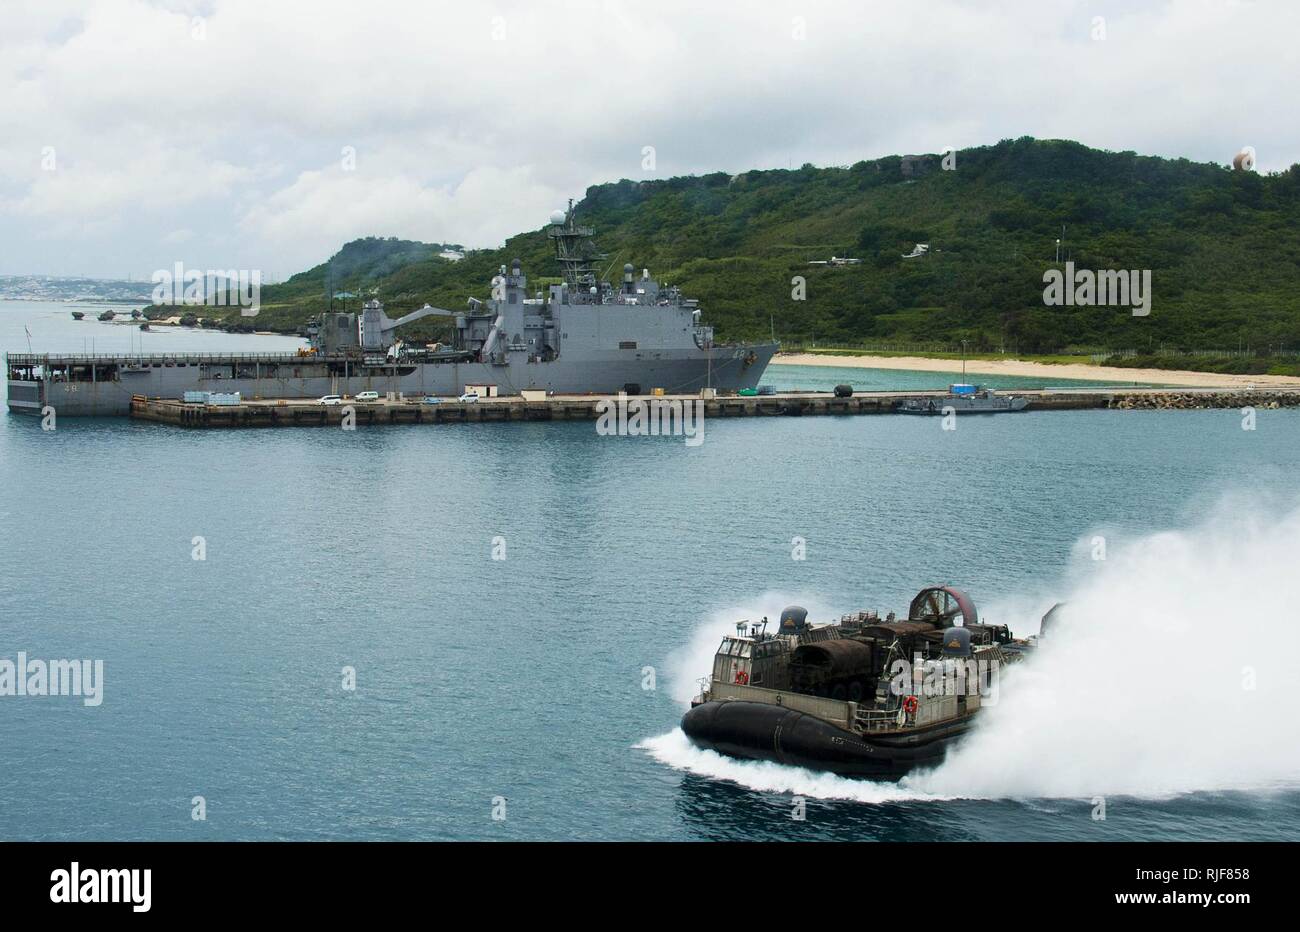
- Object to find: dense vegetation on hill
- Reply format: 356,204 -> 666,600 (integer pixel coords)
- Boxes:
215,138 -> 1300,371
266,236 -> 463,302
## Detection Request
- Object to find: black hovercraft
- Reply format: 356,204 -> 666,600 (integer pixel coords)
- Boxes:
681,587 -> 1040,778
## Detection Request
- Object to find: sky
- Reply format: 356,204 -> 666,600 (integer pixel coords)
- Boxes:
1,0 -> 1296,280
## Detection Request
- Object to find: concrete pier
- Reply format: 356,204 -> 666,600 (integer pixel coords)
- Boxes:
126,388 -> 1300,428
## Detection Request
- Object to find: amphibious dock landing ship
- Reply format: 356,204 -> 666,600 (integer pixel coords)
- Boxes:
6,206 -> 778,416
681,586 -> 1034,777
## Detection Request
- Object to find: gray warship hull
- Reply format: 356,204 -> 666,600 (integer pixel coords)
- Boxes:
7,342 -> 777,417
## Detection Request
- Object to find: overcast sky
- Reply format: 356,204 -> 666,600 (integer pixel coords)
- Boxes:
2,0 -> 1296,280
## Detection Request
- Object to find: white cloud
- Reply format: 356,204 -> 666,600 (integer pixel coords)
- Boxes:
238,161 -> 562,267
1,0 -> 1297,277
5,146 -> 258,222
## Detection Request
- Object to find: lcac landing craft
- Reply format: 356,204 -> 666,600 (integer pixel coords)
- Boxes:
681,587 -> 1042,778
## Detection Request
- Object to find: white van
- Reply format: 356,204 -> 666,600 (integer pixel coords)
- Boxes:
355,391 -> 379,403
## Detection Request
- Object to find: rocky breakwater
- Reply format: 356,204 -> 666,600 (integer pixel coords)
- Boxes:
1110,390 -> 1300,410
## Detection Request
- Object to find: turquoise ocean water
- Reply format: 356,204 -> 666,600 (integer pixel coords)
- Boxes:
2,302 -> 1297,840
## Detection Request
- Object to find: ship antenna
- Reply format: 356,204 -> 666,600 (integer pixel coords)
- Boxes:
547,199 -> 603,292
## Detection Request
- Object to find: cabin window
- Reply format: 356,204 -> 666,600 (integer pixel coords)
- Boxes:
618,341 -> 637,349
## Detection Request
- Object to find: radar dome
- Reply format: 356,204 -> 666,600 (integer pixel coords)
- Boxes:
549,209 -> 566,224
779,606 -> 809,633
940,626 -> 972,658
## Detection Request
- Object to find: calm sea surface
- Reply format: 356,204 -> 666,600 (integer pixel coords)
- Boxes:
3,301 -> 1297,840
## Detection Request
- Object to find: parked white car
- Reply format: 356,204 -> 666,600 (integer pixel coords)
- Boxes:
318,394 -> 342,406
458,391 -> 480,403
355,391 -> 379,403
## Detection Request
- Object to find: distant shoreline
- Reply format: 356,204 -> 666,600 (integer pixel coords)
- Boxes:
772,351 -> 1300,388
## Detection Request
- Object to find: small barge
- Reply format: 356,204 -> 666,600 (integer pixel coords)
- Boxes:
896,383 -> 1028,414
681,587 -> 1034,777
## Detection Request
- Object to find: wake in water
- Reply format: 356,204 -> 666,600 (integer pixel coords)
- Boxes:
636,730 -> 942,803
644,494 -> 1300,802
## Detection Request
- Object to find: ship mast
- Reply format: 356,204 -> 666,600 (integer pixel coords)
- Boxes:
547,200 -> 602,291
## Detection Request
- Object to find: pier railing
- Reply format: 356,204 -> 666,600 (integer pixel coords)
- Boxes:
855,707 -> 905,732
6,351 -> 313,366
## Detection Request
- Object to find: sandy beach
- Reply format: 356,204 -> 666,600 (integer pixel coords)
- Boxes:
773,352 -> 1300,389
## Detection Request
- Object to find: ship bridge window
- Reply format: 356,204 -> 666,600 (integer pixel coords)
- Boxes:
720,638 -> 746,657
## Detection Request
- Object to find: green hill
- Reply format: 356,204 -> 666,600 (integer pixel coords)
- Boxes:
234,138 -> 1300,373
268,236 -> 463,302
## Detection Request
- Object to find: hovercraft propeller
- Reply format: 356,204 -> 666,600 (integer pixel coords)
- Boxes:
908,585 -> 978,627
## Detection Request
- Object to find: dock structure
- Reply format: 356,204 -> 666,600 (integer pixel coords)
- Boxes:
126,388 -> 1300,428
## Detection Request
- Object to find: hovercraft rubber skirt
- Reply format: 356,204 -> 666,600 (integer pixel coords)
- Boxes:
681,700 -> 967,778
